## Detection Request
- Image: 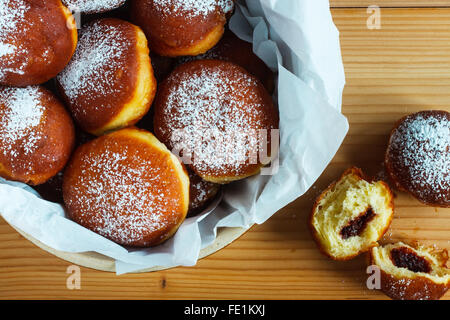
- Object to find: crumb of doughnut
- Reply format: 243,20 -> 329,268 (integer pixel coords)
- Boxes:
310,167 -> 394,260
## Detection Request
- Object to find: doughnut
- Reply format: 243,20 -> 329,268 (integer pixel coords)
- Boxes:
178,30 -> 275,93
369,242 -> 450,300
0,0 -> 78,87
130,0 -> 235,57
57,18 -> 157,136
0,86 -> 75,185
62,127 -> 190,247
153,59 -> 279,184
385,110 -> 449,208
62,0 -> 126,14
187,170 -> 221,217
310,167 -> 394,260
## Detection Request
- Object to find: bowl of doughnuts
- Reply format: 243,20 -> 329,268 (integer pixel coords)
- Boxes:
0,0 -> 348,273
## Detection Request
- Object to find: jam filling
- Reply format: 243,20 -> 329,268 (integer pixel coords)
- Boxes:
340,207 -> 376,240
390,247 -> 432,273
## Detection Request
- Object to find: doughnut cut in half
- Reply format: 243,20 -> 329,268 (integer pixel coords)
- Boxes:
369,242 -> 450,300
310,167 -> 394,260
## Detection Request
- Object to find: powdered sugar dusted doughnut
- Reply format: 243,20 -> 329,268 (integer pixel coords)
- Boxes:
0,0 -> 77,86
62,0 -> 126,14
57,18 -> 156,136
63,128 -> 190,247
0,86 -> 75,185
131,0 -> 234,57
385,110 -> 450,207
177,30 -> 275,93
153,60 -> 279,184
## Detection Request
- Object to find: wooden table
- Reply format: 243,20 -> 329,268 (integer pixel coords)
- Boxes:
1,2 -> 449,300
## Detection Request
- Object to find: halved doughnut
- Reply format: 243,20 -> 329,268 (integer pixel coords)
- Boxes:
310,167 -> 394,260
369,242 -> 450,300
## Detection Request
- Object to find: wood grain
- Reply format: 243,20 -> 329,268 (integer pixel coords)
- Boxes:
1,8 -> 450,300
330,0 -> 450,7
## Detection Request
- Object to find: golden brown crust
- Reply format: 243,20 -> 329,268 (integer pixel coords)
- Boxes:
385,110 -> 450,208
368,244 -> 450,300
153,59 -> 279,184
56,18 -> 157,136
178,30 -> 275,93
309,167 -> 394,261
0,86 -> 75,186
62,127 -> 189,247
0,0 -> 77,86
130,0 -> 234,57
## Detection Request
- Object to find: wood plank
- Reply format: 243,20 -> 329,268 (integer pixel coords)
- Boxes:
330,0 -> 450,7
1,8 -> 450,300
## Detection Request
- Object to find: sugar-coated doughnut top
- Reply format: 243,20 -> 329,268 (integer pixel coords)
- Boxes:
58,19 -> 132,106
154,60 -> 278,179
0,0 -> 32,81
0,85 -> 75,185
151,0 -> 234,18
63,130 -> 188,247
0,0 -> 77,86
387,111 -> 449,206
131,0 -> 235,53
0,86 -> 45,164
62,0 -> 126,14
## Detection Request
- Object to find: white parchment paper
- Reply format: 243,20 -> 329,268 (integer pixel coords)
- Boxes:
0,0 -> 348,274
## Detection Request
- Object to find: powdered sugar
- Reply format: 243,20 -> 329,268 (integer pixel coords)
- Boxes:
0,0 -> 29,80
188,170 -> 220,211
158,62 -> 275,176
66,135 -> 183,246
0,86 -> 44,159
152,0 -> 234,19
62,0 -> 126,14
0,43 -> 16,58
57,20 -> 131,108
388,112 -> 449,203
